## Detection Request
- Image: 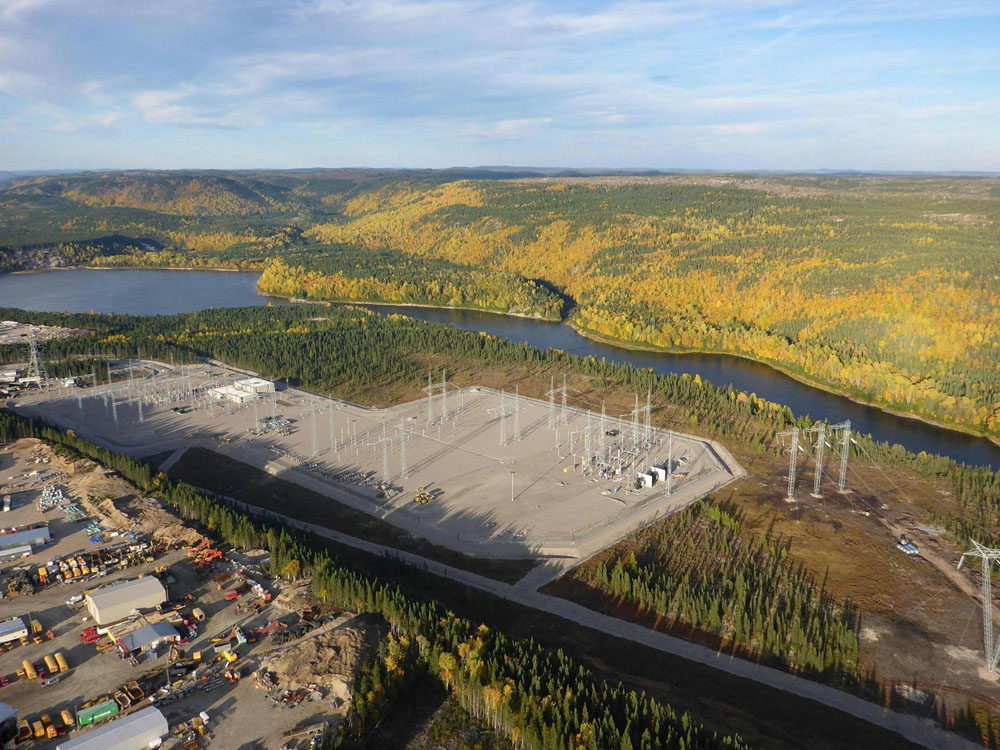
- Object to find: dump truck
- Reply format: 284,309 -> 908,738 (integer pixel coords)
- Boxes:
41,714 -> 56,739
61,709 -> 74,728
124,680 -> 144,702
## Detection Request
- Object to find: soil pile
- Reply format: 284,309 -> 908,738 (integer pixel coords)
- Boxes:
260,613 -> 383,704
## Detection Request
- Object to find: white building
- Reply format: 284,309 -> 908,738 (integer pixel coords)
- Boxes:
85,577 -> 166,625
234,377 -> 274,394
0,617 -> 28,646
209,384 -> 256,404
57,706 -> 168,750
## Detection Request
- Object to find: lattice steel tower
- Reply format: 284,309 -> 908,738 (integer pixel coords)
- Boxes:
959,541 -> 1000,671
25,329 -> 47,384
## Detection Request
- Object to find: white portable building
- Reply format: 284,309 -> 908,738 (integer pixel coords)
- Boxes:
57,706 -> 168,750
85,577 -> 166,625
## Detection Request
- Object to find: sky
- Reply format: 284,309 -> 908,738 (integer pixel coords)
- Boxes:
0,0 -> 998,171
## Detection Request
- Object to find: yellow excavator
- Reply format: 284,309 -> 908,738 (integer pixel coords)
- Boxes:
413,486 -> 433,505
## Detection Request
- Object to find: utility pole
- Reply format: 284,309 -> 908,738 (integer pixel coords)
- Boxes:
548,376 -> 555,429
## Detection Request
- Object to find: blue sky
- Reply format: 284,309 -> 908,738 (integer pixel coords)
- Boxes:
1,0 -> 998,171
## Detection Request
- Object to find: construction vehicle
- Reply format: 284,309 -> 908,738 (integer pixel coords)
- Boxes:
188,539 -> 211,558
60,709 -> 74,728
41,714 -> 56,739
32,719 -> 45,739
124,680 -> 144,702
95,640 -> 114,652
196,548 -> 223,568
17,719 -> 32,743
413,486 -> 433,505
192,607 -> 206,622
113,689 -> 131,709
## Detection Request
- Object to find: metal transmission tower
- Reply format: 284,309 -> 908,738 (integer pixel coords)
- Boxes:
423,370 -> 451,423
629,391 -> 653,452
487,390 -> 512,446
25,329 -> 47,385
959,541 -> 1000,671
300,405 -> 321,457
513,386 -> 521,442
397,419 -> 409,479
829,420 -> 853,493
546,375 -> 570,429
777,428 -> 801,501
367,425 -> 395,483
809,423 -> 826,497
665,431 -> 674,497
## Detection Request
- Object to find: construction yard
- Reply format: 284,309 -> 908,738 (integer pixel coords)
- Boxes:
13,361 -> 743,560
0,436 -> 374,749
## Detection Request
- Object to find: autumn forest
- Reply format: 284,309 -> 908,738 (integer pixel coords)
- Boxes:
1,169 -> 998,440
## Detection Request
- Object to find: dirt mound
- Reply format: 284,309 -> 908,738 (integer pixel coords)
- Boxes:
74,468 -> 202,545
260,613 -> 383,704
271,579 -> 313,614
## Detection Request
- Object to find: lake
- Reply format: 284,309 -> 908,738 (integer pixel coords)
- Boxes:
1,267 -> 997,469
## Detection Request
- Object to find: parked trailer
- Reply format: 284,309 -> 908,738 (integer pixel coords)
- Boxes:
77,698 -> 118,727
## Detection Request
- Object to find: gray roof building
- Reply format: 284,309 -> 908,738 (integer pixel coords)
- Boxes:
85,577 -> 166,625
119,622 -> 179,654
0,525 -> 50,552
57,706 -> 168,750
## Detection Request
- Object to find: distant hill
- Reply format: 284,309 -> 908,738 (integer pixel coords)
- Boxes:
1,168 -> 998,441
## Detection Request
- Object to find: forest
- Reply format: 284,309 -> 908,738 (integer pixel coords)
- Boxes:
575,501 -> 860,681
1,170 -> 997,439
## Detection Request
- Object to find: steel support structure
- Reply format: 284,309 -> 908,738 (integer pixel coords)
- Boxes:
959,541 -> 1000,671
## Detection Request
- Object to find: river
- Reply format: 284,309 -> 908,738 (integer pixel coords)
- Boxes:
1,268 -> 997,470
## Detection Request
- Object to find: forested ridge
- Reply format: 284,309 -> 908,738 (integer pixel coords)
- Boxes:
0,409 -> 750,750
1,170 -> 997,438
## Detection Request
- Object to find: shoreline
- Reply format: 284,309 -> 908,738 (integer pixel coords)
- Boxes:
262,291 -> 562,322
568,320 -> 1000,450
4,263 -> 998,453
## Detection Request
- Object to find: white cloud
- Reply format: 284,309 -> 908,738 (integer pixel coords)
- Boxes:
462,118 -> 554,138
